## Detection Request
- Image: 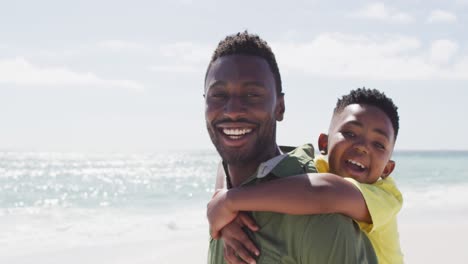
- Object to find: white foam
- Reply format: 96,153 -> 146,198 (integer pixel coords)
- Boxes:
0,205 -> 208,260
401,182 -> 468,214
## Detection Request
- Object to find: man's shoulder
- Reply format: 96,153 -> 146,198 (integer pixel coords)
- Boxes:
273,143 -> 317,177
279,143 -> 315,160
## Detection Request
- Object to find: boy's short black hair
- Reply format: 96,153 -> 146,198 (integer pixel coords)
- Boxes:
205,31 -> 283,95
334,88 -> 400,139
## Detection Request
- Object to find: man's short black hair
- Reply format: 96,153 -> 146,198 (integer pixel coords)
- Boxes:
205,31 -> 283,95
334,88 -> 400,139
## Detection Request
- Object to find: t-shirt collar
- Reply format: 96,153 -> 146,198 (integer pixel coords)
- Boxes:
256,153 -> 287,179
224,146 -> 286,187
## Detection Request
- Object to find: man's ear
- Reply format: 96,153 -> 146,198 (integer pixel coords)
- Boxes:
381,160 -> 395,179
275,93 -> 285,121
318,133 -> 328,155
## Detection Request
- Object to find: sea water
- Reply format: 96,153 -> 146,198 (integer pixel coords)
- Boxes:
1,150 -> 467,261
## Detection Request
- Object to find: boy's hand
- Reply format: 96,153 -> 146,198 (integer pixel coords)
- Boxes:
221,213 -> 260,264
207,189 -> 239,239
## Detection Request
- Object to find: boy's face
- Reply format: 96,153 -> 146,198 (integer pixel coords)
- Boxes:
322,104 -> 396,184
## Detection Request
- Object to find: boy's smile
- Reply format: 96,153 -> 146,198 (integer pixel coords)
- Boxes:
323,104 -> 396,184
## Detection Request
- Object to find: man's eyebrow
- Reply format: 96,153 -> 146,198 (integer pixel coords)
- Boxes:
242,81 -> 267,89
207,80 -> 267,90
208,80 -> 226,90
243,81 -> 267,89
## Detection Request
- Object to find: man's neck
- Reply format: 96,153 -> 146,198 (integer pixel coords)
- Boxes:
227,144 -> 281,188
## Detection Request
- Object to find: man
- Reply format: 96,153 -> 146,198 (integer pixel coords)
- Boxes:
204,31 -> 377,263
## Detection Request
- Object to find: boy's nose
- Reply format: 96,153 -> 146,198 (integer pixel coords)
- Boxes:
354,139 -> 369,154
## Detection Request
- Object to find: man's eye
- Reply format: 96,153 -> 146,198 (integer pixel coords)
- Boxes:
211,93 -> 227,98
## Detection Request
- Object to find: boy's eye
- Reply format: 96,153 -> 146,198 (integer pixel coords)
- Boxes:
342,131 -> 355,138
373,142 -> 386,150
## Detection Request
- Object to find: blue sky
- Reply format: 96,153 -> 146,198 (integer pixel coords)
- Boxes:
1,0 -> 467,151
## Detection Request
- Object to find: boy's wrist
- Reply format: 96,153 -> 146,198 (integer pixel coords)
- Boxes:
225,189 -> 237,213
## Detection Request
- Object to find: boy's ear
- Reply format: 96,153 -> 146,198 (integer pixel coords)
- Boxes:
381,160 -> 395,179
318,133 -> 328,155
275,93 -> 285,121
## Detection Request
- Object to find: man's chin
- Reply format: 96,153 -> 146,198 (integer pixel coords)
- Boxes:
216,145 -> 256,165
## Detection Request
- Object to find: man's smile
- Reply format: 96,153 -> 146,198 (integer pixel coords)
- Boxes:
214,122 -> 257,146
221,128 -> 253,139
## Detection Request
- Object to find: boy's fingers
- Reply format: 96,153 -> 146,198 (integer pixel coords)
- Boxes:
237,232 -> 260,257
224,246 -> 245,264
225,242 -> 256,264
224,246 -> 236,264
236,247 -> 257,264
238,213 -> 259,231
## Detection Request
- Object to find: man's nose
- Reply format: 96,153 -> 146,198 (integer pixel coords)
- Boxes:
223,96 -> 246,119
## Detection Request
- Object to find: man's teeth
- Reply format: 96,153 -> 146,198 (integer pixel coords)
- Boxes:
223,128 -> 252,136
347,159 -> 365,169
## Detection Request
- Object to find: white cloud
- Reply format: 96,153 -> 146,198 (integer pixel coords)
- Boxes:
29,41 -> 147,59
430,39 -> 459,64
272,33 -> 468,80
0,57 -> 144,90
456,0 -> 468,6
351,2 -> 413,23
146,36 -> 468,80
149,65 -> 200,73
427,10 -> 457,24
97,40 -> 148,52
158,42 -> 211,63
151,42 -> 211,73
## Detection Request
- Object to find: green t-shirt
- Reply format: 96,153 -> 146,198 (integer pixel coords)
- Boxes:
208,144 -> 377,264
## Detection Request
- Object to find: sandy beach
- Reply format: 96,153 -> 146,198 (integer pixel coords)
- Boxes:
398,211 -> 468,263
2,208 -> 467,264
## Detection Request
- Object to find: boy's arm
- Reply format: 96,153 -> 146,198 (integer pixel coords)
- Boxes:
215,161 -> 226,189
226,173 -> 371,221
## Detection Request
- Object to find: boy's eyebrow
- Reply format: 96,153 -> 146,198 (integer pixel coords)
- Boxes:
346,120 -> 391,140
373,128 -> 391,141
347,120 -> 363,128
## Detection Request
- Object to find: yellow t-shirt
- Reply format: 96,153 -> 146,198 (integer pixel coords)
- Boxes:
315,157 -> 404,264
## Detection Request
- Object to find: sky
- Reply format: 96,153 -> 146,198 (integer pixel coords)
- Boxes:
1,0 -> 467,152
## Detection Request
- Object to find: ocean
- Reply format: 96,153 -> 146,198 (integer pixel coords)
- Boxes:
1,150 -> 467,263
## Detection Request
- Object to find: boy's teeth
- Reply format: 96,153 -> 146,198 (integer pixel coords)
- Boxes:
347,159 -> 365,169
223,128 -> 252,136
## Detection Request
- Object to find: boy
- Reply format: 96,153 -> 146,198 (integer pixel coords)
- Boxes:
207,88 -> 403,264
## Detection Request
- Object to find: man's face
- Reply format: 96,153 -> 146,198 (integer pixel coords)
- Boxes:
326,104 -> 395,184
204,55 -> 284,165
